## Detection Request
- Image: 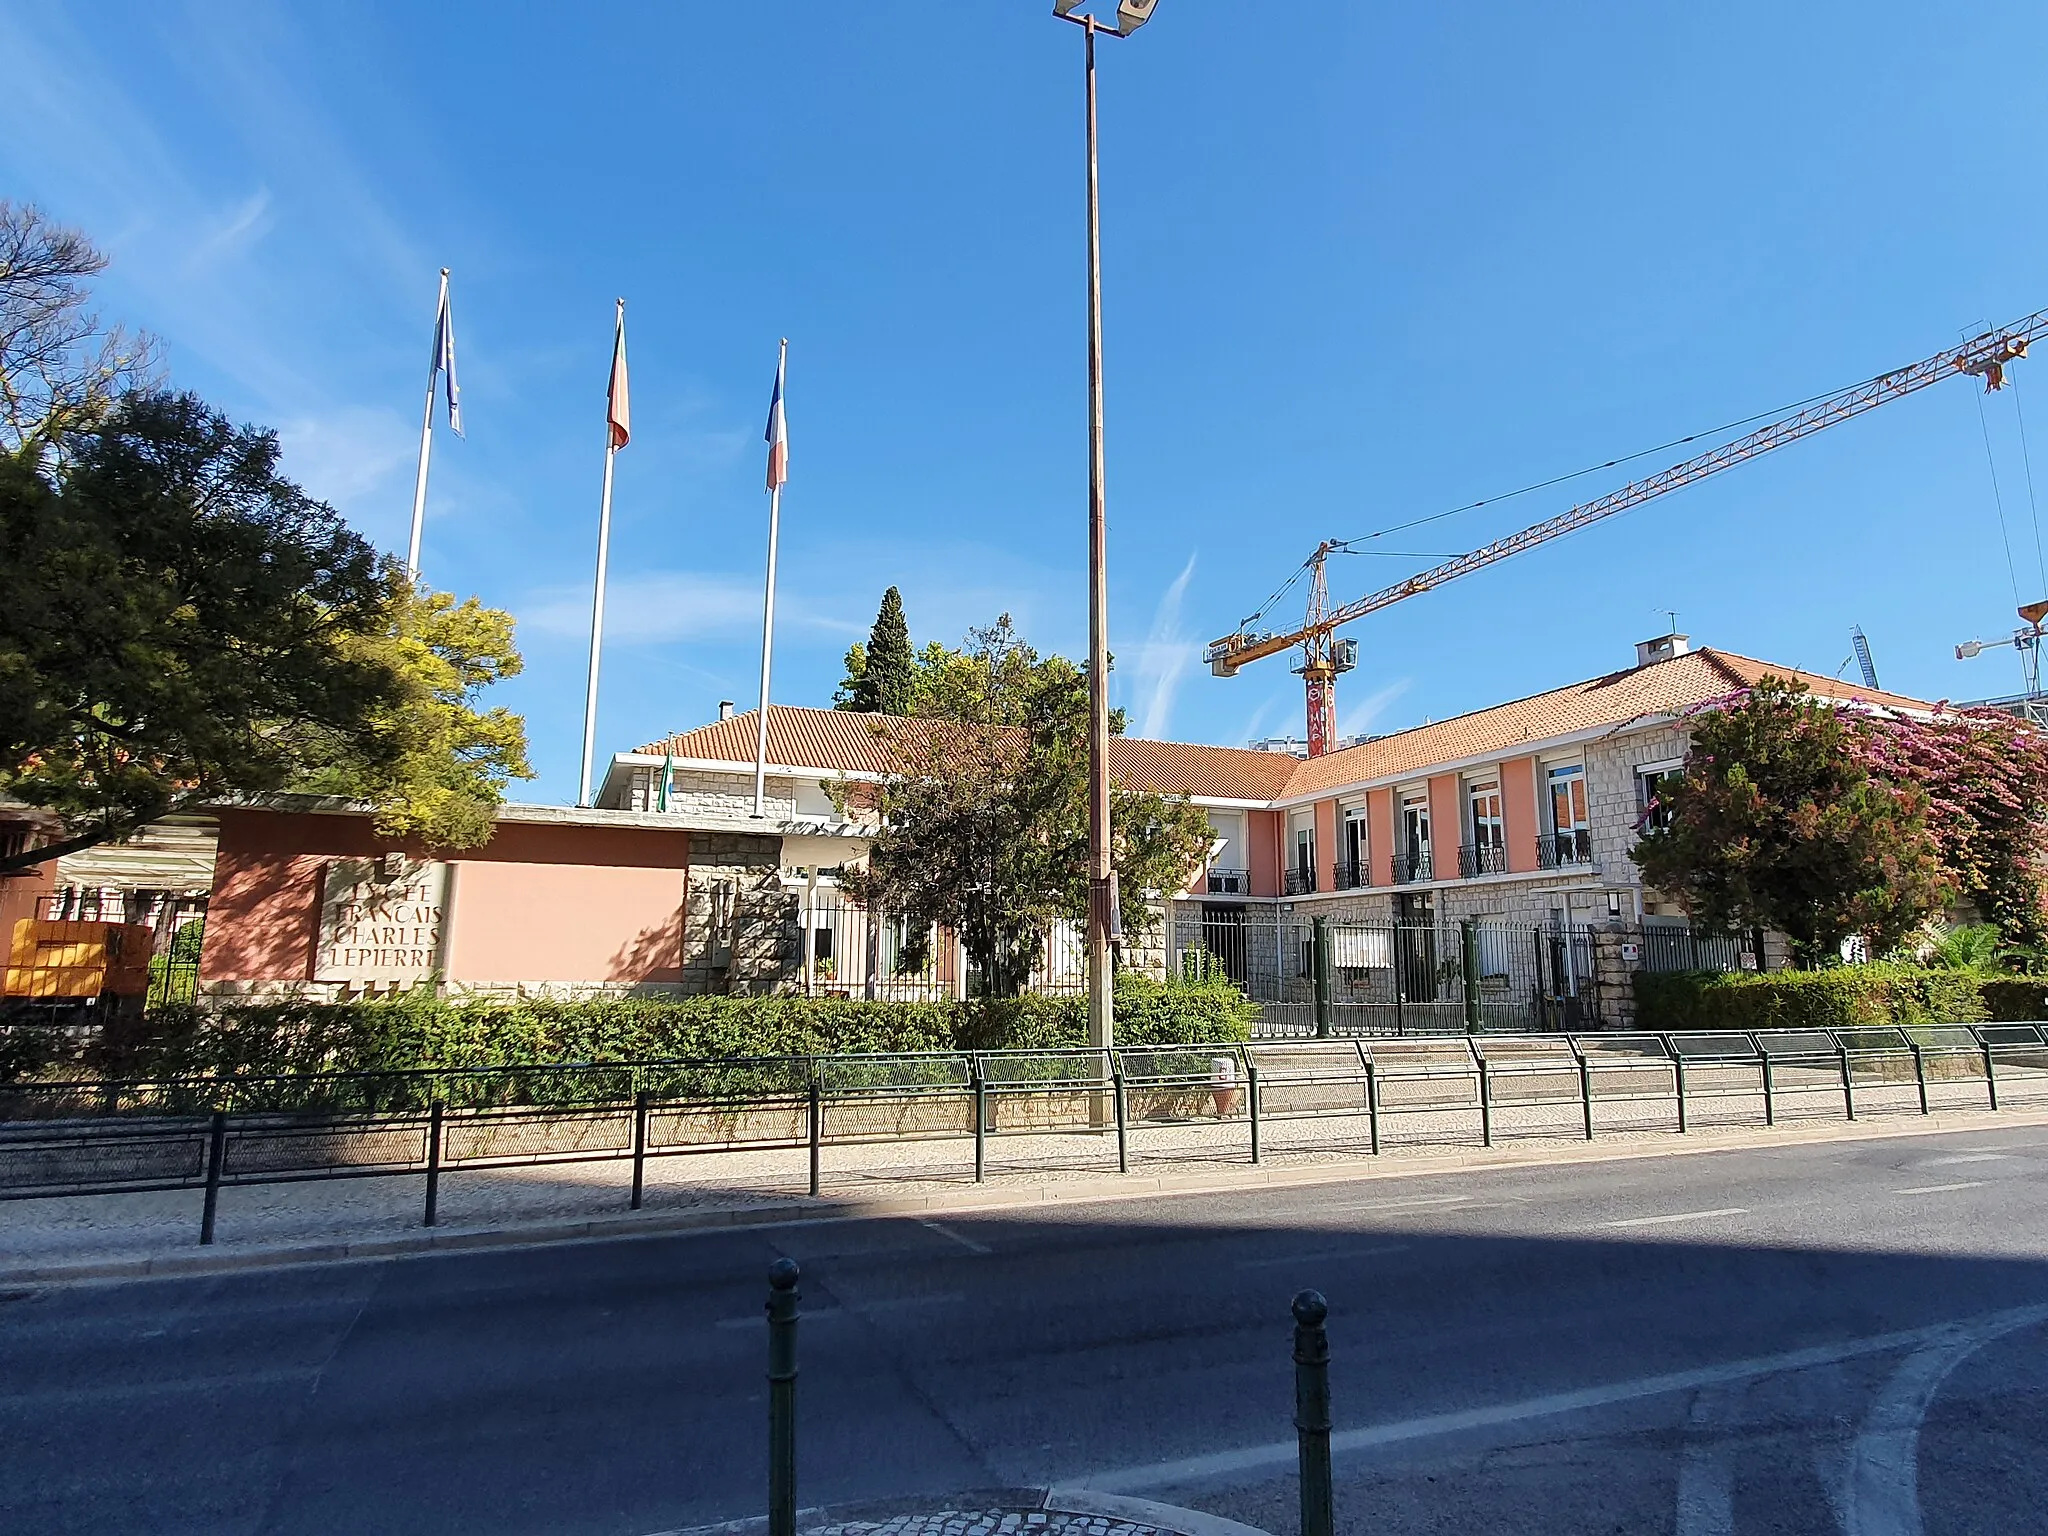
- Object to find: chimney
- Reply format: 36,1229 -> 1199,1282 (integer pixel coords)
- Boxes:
1634,633 -> 1690,668
718,700 -> 735,721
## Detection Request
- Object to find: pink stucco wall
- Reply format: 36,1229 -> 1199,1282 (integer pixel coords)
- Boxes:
1367,789 -> 1394,888
1248,810 -> 1282,898
202,809 -> 694,984
445,861 -> 686,983
1500,755 -> 1539,873
1427,774 -> 1461,872
1313,801 -> 1337,894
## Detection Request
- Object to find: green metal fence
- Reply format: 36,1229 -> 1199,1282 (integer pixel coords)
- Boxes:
4,1024 -> 2042,1242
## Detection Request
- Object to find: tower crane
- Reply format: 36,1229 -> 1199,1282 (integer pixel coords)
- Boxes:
1206,310 -> 2048,756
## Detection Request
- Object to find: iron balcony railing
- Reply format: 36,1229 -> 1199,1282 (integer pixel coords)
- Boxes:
1537,829 -> 1595,869
1458,841 -> 1509,878
1393,847 -> 1433,885
1331,859 -> 1368,891
1284,866 -> 1317,896
1204,867 -> 1248,896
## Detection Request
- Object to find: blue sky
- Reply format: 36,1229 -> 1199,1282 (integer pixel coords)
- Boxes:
6,3 -> 2048,800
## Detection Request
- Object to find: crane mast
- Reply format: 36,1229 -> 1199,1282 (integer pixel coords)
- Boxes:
1207,311 -> 2048,752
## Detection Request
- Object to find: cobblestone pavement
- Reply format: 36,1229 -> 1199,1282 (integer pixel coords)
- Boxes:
4,1081 -> 2043,1275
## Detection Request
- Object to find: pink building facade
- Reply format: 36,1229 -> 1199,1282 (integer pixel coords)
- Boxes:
199,799 -> 804,999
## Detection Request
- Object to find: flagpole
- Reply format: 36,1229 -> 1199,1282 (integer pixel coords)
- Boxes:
579,298 -> 626,809
753,338 -> 788,819
406,267 -> 450,583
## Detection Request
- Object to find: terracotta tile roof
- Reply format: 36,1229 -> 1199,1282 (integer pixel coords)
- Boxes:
1108,735 -> 1304,800
639,651 -> 1937,808
1276,647 -> 1937,799
643,706 -> 908,776
641,705 -> 1301,799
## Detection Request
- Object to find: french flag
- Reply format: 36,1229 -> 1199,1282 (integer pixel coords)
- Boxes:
764,343 -> 788,491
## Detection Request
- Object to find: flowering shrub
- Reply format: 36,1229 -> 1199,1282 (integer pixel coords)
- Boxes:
1636,677 -> 2048,962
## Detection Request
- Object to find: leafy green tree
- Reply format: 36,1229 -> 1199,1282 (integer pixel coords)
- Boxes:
837,618 -> 1209,993
0,390 -> 530,873
832,639 -> 868,710
1631,676 -> 1954,964
291,585 -> 532,848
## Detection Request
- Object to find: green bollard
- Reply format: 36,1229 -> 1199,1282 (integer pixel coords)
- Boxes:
767,1259 -> 800,1536
1293,1289 -> 1334,1536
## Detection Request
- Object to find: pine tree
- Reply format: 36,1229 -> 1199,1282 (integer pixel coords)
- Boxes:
851,586 -> 914,715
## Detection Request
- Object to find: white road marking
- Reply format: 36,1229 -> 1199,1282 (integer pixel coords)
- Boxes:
1892,1182 -> 1987,1196
1604,1207 -> 1748,1229
1674,1384 -> 1739,1536
1235,1243 -> 1410,1271
1919,1152 -> 2010,1167
920,1220 -> 992,1256
1840,1304 -> 2048,1536
1060,1303 -> 2048,1494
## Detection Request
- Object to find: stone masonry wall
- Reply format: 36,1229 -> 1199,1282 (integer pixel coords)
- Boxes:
681,831 -> 799,995
1585,722 -> 1689,883
622,764 -> 799,821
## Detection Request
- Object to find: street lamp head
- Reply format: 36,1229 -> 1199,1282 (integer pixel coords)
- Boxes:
1957,640 -> 1985,659
1054,0 -> 1158,31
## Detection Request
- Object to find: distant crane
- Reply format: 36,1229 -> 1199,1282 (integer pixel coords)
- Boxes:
1956,599 -> 2048,726
1850,625 -> 1881,691
1207,311 -> 2048,755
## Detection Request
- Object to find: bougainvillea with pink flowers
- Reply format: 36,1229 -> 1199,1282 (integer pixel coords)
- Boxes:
1631,675 -> 2048,964
1848,705 -> 2048,948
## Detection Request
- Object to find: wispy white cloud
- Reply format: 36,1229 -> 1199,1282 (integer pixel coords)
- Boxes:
183,188 -> 274,275
0,8 -> 425,411
1129,553 -> 1199,740
1341,677 -> 1413,740
520,571 -> 863,646
275,404 -> 414,520
1235,693 -> 1285,747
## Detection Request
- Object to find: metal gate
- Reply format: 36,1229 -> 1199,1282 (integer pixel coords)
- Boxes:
1172,911 -> 1596,1037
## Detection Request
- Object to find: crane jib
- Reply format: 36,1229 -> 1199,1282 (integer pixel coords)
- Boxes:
1206,310 -> 2048,670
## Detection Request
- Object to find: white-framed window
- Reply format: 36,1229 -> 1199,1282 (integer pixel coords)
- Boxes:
1465,778 -> 1505,876
1545,761 -> 1591,867
1634,760 -> 1685,834
1291,816 -> 1317,888
1398,788 -> 1431,881
1340,803 -> 1369,885
1546,762 -> 1588,833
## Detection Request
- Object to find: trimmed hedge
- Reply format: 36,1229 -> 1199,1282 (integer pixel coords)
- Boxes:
1982,979 -> 2048,1022
22,972 -> 1256,1085
1633,964 -> 1999,1033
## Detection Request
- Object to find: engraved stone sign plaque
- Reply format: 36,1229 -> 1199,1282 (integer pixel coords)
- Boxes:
315,857 -> 450,984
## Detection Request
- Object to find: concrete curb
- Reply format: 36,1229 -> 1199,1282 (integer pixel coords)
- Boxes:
646,1486 -> 1273,1536
8,1105 -> 2045,1288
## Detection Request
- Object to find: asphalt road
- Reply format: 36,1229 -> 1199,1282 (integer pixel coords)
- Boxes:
4,1124 -> 2047,1535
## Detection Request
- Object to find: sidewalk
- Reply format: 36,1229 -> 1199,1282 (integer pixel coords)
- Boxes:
6,1097 -> 2041,1286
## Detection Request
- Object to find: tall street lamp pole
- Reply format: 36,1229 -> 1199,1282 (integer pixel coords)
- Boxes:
1054,0 -> 1155,1053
